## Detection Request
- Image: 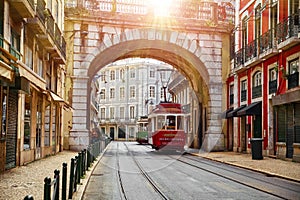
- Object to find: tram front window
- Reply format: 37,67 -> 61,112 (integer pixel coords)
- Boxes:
166,115 -> 176,130
157,116 -> 165,130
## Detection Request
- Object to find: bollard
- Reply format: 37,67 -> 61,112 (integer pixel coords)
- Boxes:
54,169 -> 60,200
87,147 -> 91,169
68,158 -> 75,199
78,152 -> 82,178
24,195 -> 34,200
62,163 -> 67,200
44,177 -> 51,200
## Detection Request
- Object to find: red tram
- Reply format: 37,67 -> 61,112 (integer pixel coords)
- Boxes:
148,102 -> 186,151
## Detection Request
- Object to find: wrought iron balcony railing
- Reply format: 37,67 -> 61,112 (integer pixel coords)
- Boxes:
252,85 -> 262,99
234,48 -> 244,68
276,14 -> 299,44
287,72 -> 299,90
233,14 -> 300,69
259,29 -> 276,54
245,39 -> 257,63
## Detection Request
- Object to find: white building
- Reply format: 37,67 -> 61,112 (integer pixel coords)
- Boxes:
97,58 -> 173,140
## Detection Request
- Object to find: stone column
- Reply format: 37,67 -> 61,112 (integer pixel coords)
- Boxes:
202,83 -> 224,151
69,76 -> 90,151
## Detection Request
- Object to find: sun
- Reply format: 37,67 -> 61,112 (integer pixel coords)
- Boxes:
150,0 -> 172,17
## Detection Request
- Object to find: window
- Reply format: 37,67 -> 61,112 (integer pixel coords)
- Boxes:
269,68 -> 277,94
24,95 -> 31,149
253,71 -> 262,87
110,88 -> 115,99
110,107 -> 115,119
160,87 -> 164,99
44,103 -> 50,146
130,106 -> 135,119
130,86 -> 135,98
120,68 -> 125,80
11,29 -> 20,59
25,43 -> 33,69
229,85 -> 234,105
37,56 -> 43,77
252,71 -> 262,98
150,69 -> 155,78
288,58 -> 299,89
241,80 -> 247,102
101,73 -> 106,83
100,89 -> 105,99
242,17 -> 248,50
120,107 -> 125,119
130,69 -> 135,79
129,127 -> 135,138
120,87 -> 125,99
36,97 -> 42,149
100,108 -> 105,119
255,4 -> 261,41
149,86 -> 155,98
110,70 -> 115,81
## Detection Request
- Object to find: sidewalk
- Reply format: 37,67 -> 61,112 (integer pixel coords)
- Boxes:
1,148 -> 300,200
190,150 -> 300,182
0,151 -> 78,200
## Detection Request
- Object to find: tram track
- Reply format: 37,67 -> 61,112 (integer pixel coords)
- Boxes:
116,143 -> 128,200
123,143 -> 170,200
169,153 -> 299,200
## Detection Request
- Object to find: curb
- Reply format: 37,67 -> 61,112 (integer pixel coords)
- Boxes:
189,153 -> 300,183
73,144 -> 110,200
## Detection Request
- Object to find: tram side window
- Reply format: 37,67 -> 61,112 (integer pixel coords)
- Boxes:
166,115 -> 176,130
157,116 -> 165,130
177,116 -> 183,130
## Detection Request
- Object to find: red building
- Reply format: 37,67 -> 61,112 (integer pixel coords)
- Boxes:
224,0 -> 300,162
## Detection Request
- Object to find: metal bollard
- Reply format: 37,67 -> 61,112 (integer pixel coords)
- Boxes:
44,177 -> 51,200
62,163 -> 67,200
54,169 -> 60,200
24,195 -> 34,200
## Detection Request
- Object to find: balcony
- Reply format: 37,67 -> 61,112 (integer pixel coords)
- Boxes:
27,0 -> 46,35
10,0 -> 35,18
288,72 -> 299,90
252,85 -> 262,99
276,14 -> 300,50
259,29 -> 278,59
233,14 -> 300,70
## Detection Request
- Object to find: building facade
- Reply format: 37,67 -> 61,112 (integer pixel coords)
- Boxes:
0,0 -> 69,172
225,0 -> 300,161
97,58 -> 172,141
168,72 -> 202,149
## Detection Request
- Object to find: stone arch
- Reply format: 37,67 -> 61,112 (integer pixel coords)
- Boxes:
70,28 -> 224,151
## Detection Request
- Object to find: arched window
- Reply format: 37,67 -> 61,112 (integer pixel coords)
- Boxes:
252,71 -> 262,98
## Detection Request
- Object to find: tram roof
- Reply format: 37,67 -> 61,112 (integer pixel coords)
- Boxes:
150,102 -> 183,114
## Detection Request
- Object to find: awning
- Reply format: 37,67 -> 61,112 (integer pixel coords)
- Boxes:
237,101 -> 262,116
227,105 -> 246,118
50,91 -> 64,102
221,107 -> 233,119
0,61 -> 14,81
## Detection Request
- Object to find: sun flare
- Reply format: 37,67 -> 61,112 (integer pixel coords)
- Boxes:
150,0 -> 172,16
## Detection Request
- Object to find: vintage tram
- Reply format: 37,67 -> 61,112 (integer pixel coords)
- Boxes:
148,102 -> 186,151
136,116 -> 149,144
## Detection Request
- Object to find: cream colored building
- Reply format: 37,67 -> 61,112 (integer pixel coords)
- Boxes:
0,0 -> 70,171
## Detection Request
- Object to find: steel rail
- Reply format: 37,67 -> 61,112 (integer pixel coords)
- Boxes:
124,143 -> 169,200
